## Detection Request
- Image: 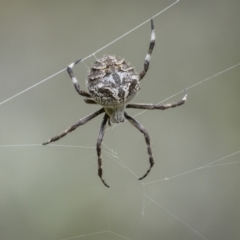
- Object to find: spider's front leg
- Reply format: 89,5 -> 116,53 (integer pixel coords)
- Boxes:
139,19 -> 155,81
67,59 -> 91,98
96,114 -> 110,188
127,90 -> 187,110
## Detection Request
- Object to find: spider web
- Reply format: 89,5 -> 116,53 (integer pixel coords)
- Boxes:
0,0 -> 240,240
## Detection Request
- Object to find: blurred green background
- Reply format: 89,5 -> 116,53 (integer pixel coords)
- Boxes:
0,0 -> 240,239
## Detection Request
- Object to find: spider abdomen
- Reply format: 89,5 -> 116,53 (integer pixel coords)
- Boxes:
87,55 -> 140,107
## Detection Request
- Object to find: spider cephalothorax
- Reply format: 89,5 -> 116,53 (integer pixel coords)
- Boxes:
43,19 -> 187,187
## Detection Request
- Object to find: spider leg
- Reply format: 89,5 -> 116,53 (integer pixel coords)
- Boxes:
124,112 -> 154,181
67,59 -> 92,98
127,90 -> 187,110
139,19 -> 155,81
42,108 -> 105,145
96,114 -> 110,187
83,99 -> 111,126
84,98 -> 97,104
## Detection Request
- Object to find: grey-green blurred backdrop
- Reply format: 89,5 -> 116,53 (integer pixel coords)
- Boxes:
0,0 -> 240,240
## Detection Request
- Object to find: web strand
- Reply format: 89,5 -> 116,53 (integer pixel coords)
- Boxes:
144,195 -> 208,240
144,150 -> 240,185
59,230 -> 133,240
0,69 -> 65,106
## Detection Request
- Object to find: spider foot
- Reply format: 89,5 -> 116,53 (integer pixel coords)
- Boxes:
100,178 -> 110,188
182,89 -> 188,101
42,132 -> 68,145
42,140 -> 51,145
68,58 -> 82,69
138,161 -> 154,181
98,168 -> 110,188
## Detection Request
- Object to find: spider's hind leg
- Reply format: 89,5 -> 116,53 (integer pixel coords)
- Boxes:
42,108 -> 105,145
96,114 -> 110,188
124,112 -> 154,181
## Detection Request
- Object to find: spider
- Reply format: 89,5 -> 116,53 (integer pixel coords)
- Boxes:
43,19 -> 187,187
